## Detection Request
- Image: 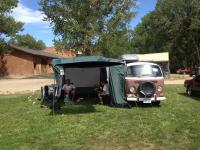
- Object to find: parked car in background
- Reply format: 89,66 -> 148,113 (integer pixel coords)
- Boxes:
184,75 -> 200,96
189,67 -> 200,76
176,67 -> 191,74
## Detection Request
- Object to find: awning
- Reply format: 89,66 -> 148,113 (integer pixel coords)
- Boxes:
52,56 -> 123,68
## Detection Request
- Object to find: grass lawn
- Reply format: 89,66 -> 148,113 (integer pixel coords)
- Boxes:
0,85 -> 200,150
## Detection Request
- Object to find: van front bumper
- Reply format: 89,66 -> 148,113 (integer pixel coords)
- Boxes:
127,96 -> 166,102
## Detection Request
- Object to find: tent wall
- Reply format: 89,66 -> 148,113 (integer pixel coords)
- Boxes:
109,65 -> 130,107
64,68 -> 100,87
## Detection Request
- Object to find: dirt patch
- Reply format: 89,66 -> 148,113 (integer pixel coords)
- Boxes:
0,79 -> 54,94
0,78 -> 185,95
164,79 -> 184,85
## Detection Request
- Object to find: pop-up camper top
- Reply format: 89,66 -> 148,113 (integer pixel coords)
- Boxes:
120,54 -> 139,63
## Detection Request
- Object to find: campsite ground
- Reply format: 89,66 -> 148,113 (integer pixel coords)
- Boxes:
0,85 -> 199,150
0,74 -> 54,94
0,74 -> 189,94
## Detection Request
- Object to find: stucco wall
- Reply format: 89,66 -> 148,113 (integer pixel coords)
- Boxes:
0,50 -> 54,77
3,50 -> 34,76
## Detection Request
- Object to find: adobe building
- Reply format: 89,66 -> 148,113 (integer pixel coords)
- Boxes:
0,45 -> 63,77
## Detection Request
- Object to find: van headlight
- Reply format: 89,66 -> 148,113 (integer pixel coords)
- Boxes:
157,86 -> 163,92
130,87 -> 136,93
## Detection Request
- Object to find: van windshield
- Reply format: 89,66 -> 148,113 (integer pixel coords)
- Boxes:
127,65 -> 162,77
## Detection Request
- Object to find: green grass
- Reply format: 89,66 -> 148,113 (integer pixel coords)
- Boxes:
0,85 -> 200,150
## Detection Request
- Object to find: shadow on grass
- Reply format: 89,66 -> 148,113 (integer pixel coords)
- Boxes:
49,99 -> 102,115
128,102 -> 161,108
178,92 -> 200,102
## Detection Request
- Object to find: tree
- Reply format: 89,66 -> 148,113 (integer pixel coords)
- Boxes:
40,0 -> 136,56
37,40 -> 47,50
9,34 -> 46,50
93,30 -> 134,57
131,0 -> 200,70
0,0 -> 23,52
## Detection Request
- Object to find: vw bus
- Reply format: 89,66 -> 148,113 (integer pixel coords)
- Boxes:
122,55 -> 166,104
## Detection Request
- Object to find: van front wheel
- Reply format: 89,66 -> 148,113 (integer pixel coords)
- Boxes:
153,101 -> 160,106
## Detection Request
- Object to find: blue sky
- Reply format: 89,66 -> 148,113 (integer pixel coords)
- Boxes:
12,0 -> 157,47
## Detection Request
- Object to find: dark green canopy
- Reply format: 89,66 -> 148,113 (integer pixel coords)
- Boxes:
109,65 -> 130,107
52,56 -> 129,108
52,56 -> 123,68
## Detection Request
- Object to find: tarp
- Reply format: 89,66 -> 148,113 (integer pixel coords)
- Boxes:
109,65 -> 130,107
64,68 -> 100,87
52,56 -> 128,107
52,56 -> 123,68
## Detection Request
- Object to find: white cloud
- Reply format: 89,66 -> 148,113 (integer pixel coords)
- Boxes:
11,2 -> 47,24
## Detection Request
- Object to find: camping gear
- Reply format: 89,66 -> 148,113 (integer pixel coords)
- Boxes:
41,85 -> 54,105
41,85 -> 61,110
64,95 -> 70,104
51,56 -> 130,108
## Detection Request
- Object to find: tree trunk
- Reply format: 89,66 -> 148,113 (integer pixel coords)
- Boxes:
192,37 -> 200,66
197,48 -> 200,66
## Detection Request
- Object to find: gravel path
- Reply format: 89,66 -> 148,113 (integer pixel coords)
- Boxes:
0,79 -> 54,94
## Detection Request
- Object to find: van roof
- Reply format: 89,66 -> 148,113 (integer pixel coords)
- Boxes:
126,61 -> 160,67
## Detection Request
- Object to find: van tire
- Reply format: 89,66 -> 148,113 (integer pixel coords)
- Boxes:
154,101 -> 160,106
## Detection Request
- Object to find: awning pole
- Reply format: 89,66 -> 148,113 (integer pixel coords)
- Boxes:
53,76 -> 55,115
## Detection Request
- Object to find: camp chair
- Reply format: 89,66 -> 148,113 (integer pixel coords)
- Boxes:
41,85 -> 53,105
41,85 -> 61,110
